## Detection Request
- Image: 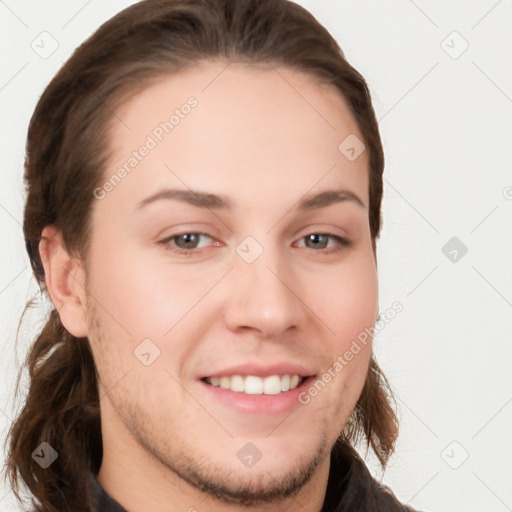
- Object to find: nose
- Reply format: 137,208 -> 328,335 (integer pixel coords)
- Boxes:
223,247 -> 305,340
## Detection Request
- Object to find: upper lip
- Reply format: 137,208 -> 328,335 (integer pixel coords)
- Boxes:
199,362 -> 317,379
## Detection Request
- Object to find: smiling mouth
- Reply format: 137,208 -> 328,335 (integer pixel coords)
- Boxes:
202,374 -> 306,395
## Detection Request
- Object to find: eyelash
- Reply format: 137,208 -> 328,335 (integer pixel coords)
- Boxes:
158,232 -> 351,256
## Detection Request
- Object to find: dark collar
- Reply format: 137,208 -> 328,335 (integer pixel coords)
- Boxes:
93,477 -> 127,512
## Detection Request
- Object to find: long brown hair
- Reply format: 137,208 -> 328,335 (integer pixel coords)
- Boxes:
5,1 -> 397,511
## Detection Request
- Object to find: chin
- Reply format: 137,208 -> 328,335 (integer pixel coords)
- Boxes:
178,438 -> 330,507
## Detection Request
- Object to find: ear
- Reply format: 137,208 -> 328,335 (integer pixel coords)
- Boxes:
39,226 -> 89,338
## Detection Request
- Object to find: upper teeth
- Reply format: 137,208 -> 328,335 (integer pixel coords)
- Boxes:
205,374 -> 302,395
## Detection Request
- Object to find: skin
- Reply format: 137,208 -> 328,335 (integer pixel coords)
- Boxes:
41,60 -> 378,512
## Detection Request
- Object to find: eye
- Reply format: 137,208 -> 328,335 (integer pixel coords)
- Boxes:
158,232 -> 350,256
159,233 -> 214,254
296,233 -> 351,254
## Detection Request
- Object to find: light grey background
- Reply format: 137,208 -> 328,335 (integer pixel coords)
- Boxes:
1,1 -> 511,511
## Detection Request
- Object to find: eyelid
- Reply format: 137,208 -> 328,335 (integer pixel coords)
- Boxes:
293,223 -> 349,239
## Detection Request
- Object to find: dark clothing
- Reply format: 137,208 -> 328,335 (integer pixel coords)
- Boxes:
93,478 -> 126,512
93,441 -> 420,512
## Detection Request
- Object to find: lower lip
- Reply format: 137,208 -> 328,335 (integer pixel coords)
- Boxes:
198,377 -> 315,415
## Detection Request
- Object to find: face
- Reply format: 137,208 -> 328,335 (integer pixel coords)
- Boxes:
84,61 -> 378,505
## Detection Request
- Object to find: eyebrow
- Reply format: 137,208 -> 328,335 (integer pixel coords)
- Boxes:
135,187 -> 366,211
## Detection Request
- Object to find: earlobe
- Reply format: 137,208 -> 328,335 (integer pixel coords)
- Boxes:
39,226 -> 89,338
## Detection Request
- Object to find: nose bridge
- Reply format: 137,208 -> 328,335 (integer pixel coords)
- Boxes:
225,238 -> 302,337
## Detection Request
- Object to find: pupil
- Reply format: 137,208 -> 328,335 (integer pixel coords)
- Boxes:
308,234 -> 326,249
179,234 -> 197,248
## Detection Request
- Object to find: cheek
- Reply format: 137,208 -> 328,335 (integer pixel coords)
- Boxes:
84,238 -> 226,380
319,254 -> 378,349
304,258 -> 377,415
86,240 -> 189,336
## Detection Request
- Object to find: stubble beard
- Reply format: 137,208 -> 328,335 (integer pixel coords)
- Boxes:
126,417 -> 331,507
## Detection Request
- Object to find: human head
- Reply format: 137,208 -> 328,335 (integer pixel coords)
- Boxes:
7,1 -> 397,511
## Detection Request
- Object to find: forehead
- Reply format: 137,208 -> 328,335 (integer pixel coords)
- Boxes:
102,60 -> 369,213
